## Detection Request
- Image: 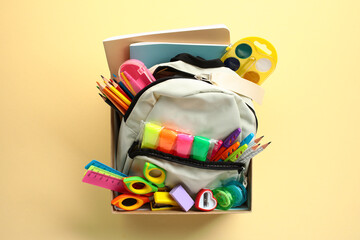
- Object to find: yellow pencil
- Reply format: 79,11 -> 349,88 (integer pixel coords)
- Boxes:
102,77 -> 131,106
120,72 -> 136,96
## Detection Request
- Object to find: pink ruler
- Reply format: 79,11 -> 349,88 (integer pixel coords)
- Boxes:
82,170 -> 128,193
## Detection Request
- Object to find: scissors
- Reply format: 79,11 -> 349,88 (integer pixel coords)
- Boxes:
122,162 -> 167,195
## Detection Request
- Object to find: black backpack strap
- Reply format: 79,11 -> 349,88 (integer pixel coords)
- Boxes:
170,53 -> 225,69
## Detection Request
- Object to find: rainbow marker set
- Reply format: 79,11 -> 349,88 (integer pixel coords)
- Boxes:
141,122 -> 221,162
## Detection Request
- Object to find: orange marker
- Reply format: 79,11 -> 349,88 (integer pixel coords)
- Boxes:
216,142 -> 240,162
97,82 -> 128,113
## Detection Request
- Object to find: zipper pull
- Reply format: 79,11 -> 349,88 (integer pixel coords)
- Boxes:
194,73 -> 213,84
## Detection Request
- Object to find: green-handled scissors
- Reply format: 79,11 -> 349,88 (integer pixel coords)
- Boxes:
123,162 -> 167,195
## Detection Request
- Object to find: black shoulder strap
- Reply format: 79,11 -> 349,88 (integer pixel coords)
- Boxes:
170,53 -> 224,69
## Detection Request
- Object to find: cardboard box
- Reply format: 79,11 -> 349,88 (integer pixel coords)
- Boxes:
103,25 -> 252,214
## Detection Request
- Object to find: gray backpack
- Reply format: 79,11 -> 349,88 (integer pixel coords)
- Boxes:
115,55 -> 259,195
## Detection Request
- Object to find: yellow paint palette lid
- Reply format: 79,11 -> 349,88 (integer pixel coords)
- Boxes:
221,37 -> 277,85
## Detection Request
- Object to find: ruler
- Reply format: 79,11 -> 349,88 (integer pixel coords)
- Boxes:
85,160 -> 127,178
82,170 -> 128,193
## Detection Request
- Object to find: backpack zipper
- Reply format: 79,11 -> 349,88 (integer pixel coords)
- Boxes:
128,142 -> 245,171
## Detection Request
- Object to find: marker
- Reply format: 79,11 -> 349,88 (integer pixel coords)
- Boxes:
240,133 -> 254,147
211,128 -> 241,162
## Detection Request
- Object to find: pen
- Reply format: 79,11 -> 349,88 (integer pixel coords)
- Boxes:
240,133 -> 254,147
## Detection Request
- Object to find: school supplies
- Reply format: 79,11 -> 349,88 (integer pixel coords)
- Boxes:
238,142 -> 271,163
141,122 -> 163,149
116,76 -> 135,99
85,160 -> 128,177
150,192 -> 180,211
212,181 -> 247,210
108,79 -> 132,102
240,133 -> 254,147
221,37 -> 277,85
111,193 -> 150,211
130,42 -> 228,68
118,59 -> 156,94
123,176 -> 158,195
195,189 -> 217,211
211,128 -> 241,162
170,185 -> 195,212
157,128 -> 178,154
239,143 -> 260,162
224,144 -> 248,162
174,133 -> 194,158
102,76 -> 131,106
218,142 -> 240,162
210,140 -> 223,159
98,93 -> 122,116
82,170 -> 129,193
123,162 -> 167,195
191,136 -> 211,162
96,82 -> 128,115
143,162 -> 166,188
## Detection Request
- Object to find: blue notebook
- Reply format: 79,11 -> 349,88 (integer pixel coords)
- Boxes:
130,42 -> 228,68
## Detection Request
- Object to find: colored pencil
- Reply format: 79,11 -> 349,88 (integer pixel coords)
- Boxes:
98,93 -> 123,116
109,79 -> 132,102
102,77 -> 131,106
97,82 -> 127,114
117,80 -> 134,99
120,72 -> 136,95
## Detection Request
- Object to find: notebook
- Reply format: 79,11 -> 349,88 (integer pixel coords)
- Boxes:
129,42 -> 228,68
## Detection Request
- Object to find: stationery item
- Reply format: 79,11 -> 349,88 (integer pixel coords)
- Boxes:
191,136 -> 211,162
120,72 -> 136,95
87,165 -> 125,179
170,185 -> 195,212
217,142 -> 240,161
173,133 -> 194,158
224,144 -> 248,162
111,193 -> 150,211
212,181 -> 247,210
240,133 -> 254,147
221,37 -> 277,85
141,122 -> 163,149
119,59 -> 156,94
157,128 -> 178,154
82,170 -> 128,193
150,192 -> 180,211
123,176 -> 158,195
195,189 -> 217,211
210,140 -> 223,159
98,93 -> 123,116
143,162 -> 166,188
97,82 -> 128,113
130,42 -> 228,68
240,142 -> 271,162
85,160 -> 128,178
108,79 -> 131,102
211,128 -> 241,161
117,78 -> 135,100
102,76 -> 131,106
247,135 -> 264,149
238,143 -> 260,162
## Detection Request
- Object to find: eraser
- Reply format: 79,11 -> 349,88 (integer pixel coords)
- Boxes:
191,136 -> 211,161
169,185 -> 194,212
141,122 -> 162,149
157,128 -> 178,154
174,134 -> 194,158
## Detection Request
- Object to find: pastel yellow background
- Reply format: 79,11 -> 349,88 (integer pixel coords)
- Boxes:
1,0 -> 359,239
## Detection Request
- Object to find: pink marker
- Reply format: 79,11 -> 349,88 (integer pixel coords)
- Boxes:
174,134 -> 194,158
